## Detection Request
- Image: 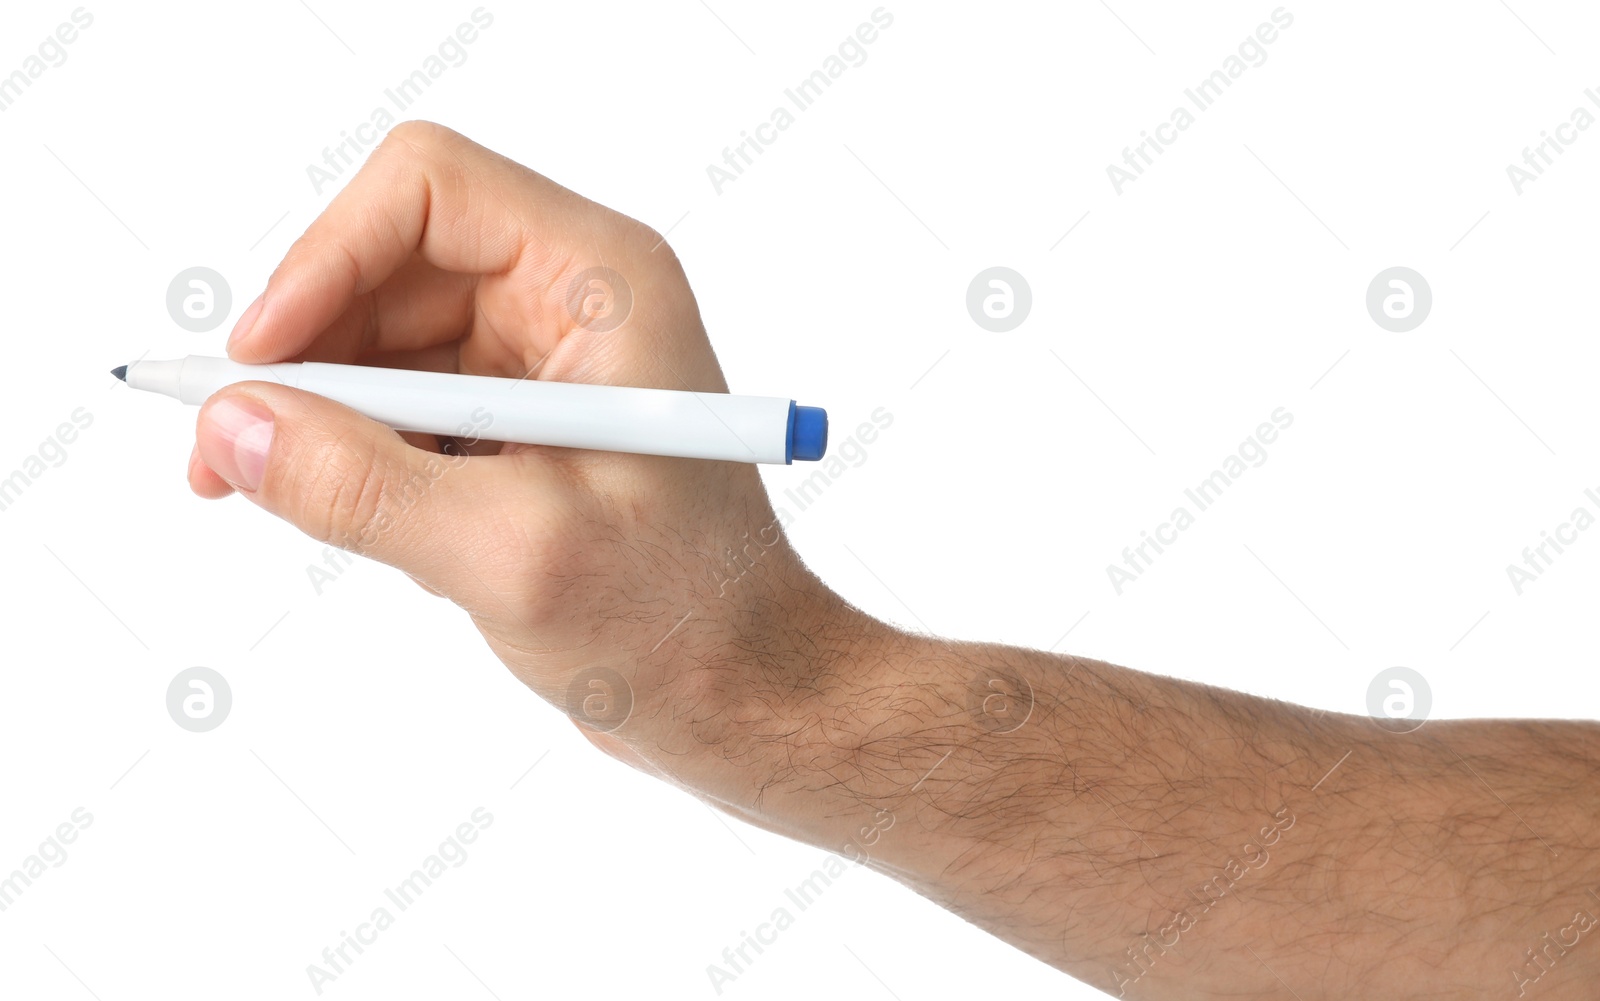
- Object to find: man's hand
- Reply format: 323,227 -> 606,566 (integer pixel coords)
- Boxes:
192,121 -> 1600,1000
191,120 -> 842,800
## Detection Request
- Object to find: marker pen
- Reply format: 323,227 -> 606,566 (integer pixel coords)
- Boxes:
113,356 -> 828,464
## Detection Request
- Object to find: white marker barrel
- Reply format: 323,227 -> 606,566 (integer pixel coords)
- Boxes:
123,356 -> 827,465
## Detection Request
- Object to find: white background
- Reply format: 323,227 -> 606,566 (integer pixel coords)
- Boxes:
1,1 -> 1597,998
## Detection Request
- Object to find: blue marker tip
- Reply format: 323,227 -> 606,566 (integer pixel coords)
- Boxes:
789,405 -> 828,462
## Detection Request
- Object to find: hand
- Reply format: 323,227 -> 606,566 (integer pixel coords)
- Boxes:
189,124 -> 1600,1000
191,121 -> 847,796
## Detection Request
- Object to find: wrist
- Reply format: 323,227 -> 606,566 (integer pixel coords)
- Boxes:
701,602 -> 1029,873
655,549 -> 909,839
604,516 -> 891,807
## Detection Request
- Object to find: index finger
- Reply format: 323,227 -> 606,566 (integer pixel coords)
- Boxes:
227,120 -> 586,365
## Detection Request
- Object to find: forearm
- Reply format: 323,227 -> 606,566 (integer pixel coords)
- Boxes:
707,595 -> 1600,999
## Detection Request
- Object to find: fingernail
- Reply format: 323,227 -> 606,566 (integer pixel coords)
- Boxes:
227,294 -> 265,352
199,396 -> 274,491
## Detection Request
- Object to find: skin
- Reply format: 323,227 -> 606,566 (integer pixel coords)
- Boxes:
192,121 -> 1600,999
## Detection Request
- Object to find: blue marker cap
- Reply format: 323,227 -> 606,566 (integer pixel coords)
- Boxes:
788,404 -> 828,462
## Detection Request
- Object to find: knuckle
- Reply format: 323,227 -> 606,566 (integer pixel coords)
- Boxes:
624,217 -> 678,266
300,441 -> 390,554
386,118 -> 455,147
380,120 -> 459,163
633,222 -> 668,253
273,231 -> 367,298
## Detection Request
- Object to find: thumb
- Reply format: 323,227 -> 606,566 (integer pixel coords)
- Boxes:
195,382 -> 500,602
